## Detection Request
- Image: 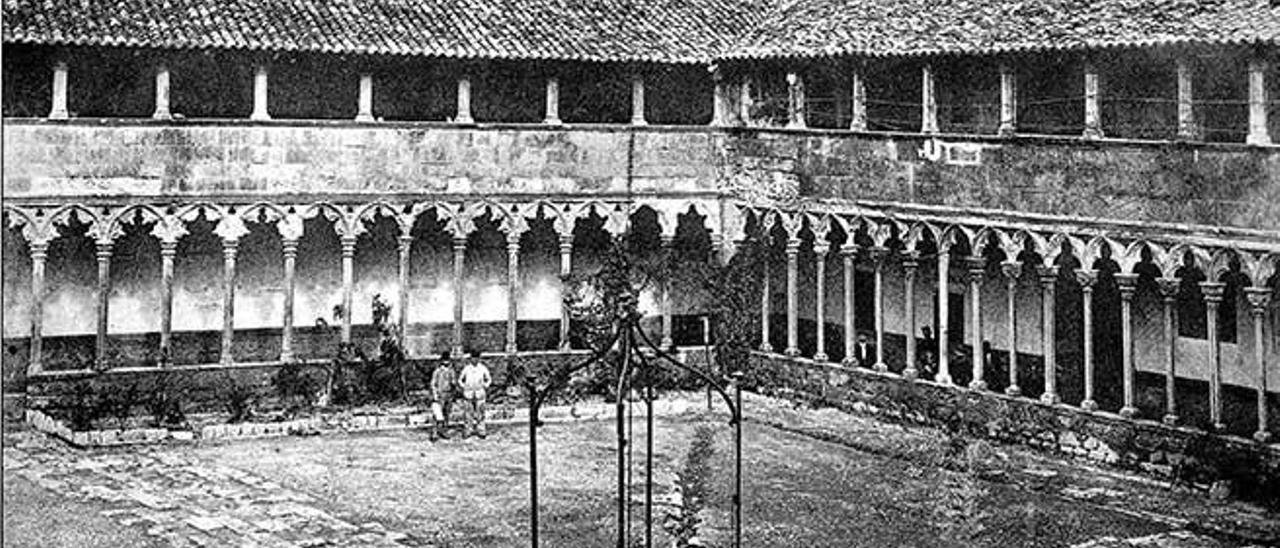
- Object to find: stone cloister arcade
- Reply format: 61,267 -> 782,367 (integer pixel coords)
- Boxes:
4,199 -> 1279,442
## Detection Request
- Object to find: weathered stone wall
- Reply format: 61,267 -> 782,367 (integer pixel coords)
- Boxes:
728,129 -> 1280,232
2,122 -> 729,199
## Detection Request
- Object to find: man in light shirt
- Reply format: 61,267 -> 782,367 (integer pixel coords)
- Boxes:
429,352 -> 456,441
458,350 -> 493,438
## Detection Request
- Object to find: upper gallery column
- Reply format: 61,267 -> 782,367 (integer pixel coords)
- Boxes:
998,63 -> 1017,136
787,71 -> 806,129
631,73 -> 648,126
456,75 -> 475,124
153,64 -> 172,120
850,63 -> 868,131
1082,60 -> 1103,139
356,73 -> 375,122
544,77 -> 562,125
251,64 -> 271,121
1175,58 -> 1197,140
921,63 -> 938,134
49,61 -> 69,120
1248,58 -> 1271,146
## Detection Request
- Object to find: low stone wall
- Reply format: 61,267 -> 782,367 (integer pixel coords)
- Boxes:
746,353 -> 1280,508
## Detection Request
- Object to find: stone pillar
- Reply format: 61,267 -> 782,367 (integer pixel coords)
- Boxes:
760,244 -> 772,353
1083,61 -> 1103,139
712,70 -> 729,127
998,64 -> 1017,136
1155,277 -> 1180,424
661,235 -> 675,349
397,233 -> 413,342
1248,59 -> 1270,146
784,236 -> 801,356
739,76 -> 754,126
544,77 -> 562,125
455,76 -> 475,124
631,74 -> 647,126
813,241 -> 829,362
280,238 -> 299,362
506,232 -> 521,354
1200,281 -> 1226,429
1245,287 -> 1272,442
787,71 -> 806,129
158,240 -> 177,364
850,67 -> 867,131
841,243 -> 858,366
27,241 -> 49,375
1117,273 -> 1139,417
452,236 -> 467,357
967,257 -> 986,390
558,233 -> 573,351
153,64 -> 172,120
1176,59 -> 1196,140
902,253 -> 920,378
1077,269 -> 1098,410
94,240 -> 113,369
870,246 -> 888,372
936,248 -> 952,384
49,61 -> 69,120
1004,262 -> 1023,396
220,238 -> 239,365
356,73 -> 375,122
921,64 -> 938,134
1039,266 -> 1060,404
340,235 -> 356,344
251,64 -> 270,121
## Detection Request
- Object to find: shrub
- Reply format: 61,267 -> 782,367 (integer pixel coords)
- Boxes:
216,372 -> 258,423
272,360 -> 318,413
63,378 -> 108,431
141,370 -> 188,427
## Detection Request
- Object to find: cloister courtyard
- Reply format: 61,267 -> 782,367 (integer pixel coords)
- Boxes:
4,392 -> 1277,548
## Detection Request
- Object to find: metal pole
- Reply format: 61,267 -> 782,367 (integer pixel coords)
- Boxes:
704,314 -> 713,411
733,375 -> 743,548
529,389 -> 539,548
645,353 -> 654,548
616,330 -> 630,548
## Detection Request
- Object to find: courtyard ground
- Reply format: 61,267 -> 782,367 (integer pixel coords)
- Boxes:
3,392 -> 1277,547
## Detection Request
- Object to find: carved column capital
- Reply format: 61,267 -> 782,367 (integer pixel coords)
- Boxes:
339,235 -> 358,257
901,250 -> 920,271
281,238 -> 299,257
1156,276 -> 1181,301
1199,281 -> 1226,304
965,256 -> 986,279
1036,265 -> 1058,284
866,245 -> 889,265
814,242 -> 830,257
1074,268 -> 1098,289
840,242 -> 860,258
28,241 -> 49,261
1116,272 -> 1139,300
1001,261 -> 1023,283
398,234 -> 414,254
1244,286 -> 1271,312
785,237 -> 802,255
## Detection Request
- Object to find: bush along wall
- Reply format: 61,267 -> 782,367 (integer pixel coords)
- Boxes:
745,353 -> 1280,510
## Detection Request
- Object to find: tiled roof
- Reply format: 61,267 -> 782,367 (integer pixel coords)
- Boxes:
726,0 -> 1280,59
1,0 -> 765,63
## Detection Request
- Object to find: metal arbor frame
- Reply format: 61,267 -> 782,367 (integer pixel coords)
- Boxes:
520,253 -> 744,548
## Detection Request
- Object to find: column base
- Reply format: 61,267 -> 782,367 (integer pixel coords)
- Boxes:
505,344 -> 518,354
1212,421 -> 1228,432
1039,392 -> 1060,405
355,114 -> 375,123
452,346 -> 465,359
1254,431 -> 1273,444
48,110 -> 69,121
1082,127 -> 1104,140
841,357 -> 857,368
279,352 -> 295,364
558,341 -> 572,352
544,117 -> 563,126
250,112 -> 271,121
631,118 -> 648,127
152,110 -> 173,121
785,122 -> 806,130
903,368 -> 918,380
872,362 -> 887,373
1247,132 -> 1272,146
813,352 -> 828,363
1004,385 -> 1021,397
1162,414 -> 1180,426
1119,406 -> 1138,419
455,115 -> 475,125
997,125 -> 1015,137
661,338 -> 675,351
784,348 -> 801,357
1080,399 -> 1098,412
967,379 -> 987,391
760,343 -> 774,353
935,374 -> 953,386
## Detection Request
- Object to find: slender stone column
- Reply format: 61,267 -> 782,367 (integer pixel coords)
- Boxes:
49,61 -> 69,120
998,64 -> 1017,136
158,240 -> 177,364
544,77 -> 562,125
921,64 -> 938,134
455,76 -> 474,124
850,67 -> 867,131
841,243 -> 858,366
27,241 -> 48,375
902,253 -> 920,378
280,238 -> 299,362
936,248 -> 953,384
870,246 -> 888,372
397,233 -> 413,341
356,73 -> 375,122
1039,266 -> 1060,404
1200,281 -> 1226,429
506,233 -> 521,354
153,64 -> 172,120
558,233 -> 573,350
1076,269 -> 1099,410
760,244 -> 772,353
712,70 -> 729,127
1083,62 -> 1103,139
94,240 -> 113,369
784,237 -> 801,356
452,236 -> 467,357
1248,59 -> 1271,146
1117,273 -> 1139,417
739,76 -> 754,125
251,64 -> 270,121
1155,277 -> 1180,424
787,72 -> 806,129
967,257 -> 987,390
1003,262 -> 1023,396
813,241 -> 829,362
1176,59 -> 1196,140
661,235 -> 675,350
1245,287 -> 1272,442
220,239 -> 239,365
631,74 -> 647,126
340,235 -> 356,344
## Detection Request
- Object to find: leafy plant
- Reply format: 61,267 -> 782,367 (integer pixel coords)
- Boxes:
141,370 -> 188,427
272,360 -> 318,414
62,378 -> 107,431
216,372 -> 258,423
